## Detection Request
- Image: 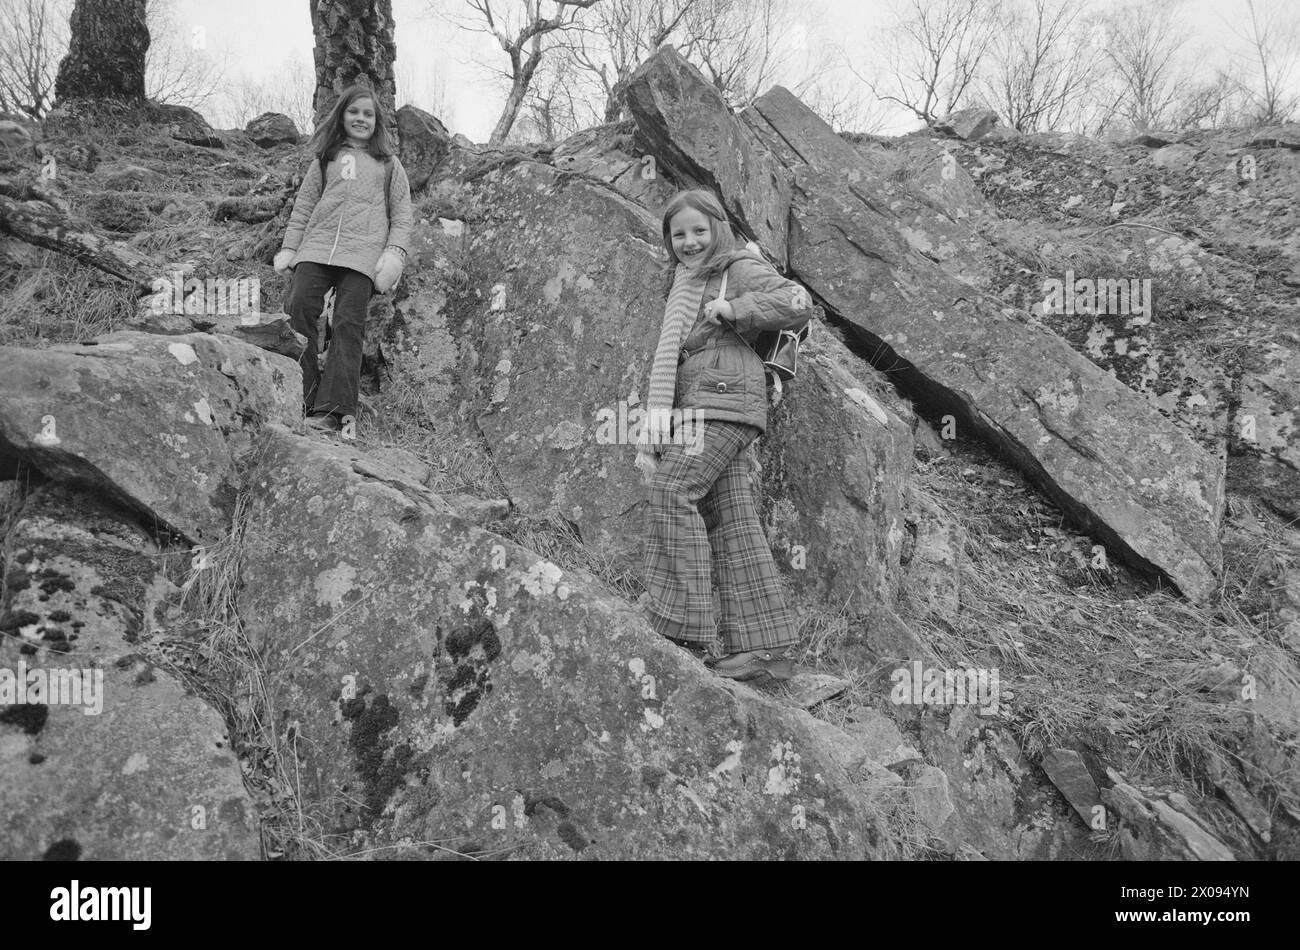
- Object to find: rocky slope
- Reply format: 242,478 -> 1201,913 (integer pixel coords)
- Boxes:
0,55 -> 1296,860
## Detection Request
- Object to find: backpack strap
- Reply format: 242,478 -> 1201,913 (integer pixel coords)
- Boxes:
384,157 -> 393,223
715,264 -> 764,363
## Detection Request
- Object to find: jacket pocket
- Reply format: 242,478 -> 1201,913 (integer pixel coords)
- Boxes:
692,365 -> 746,411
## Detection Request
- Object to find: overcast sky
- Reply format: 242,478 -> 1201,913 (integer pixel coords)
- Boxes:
172,0 -> 1293,140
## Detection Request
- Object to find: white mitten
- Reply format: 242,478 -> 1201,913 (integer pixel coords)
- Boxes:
635,446 -> 658,484
273,248 -> 295,274
373,249 -> 405,294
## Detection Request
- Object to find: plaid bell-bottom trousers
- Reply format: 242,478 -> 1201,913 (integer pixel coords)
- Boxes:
643,419 -> 797,653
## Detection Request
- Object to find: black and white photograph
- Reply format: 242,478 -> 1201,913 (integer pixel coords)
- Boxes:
0,0 -> 1293,922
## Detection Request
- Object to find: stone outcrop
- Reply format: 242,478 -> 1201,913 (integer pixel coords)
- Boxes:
0,484 -> 259,860
551,120 -> 677,210
245,112 -> 300,148
395,155 -> 911,606
1234,342 -> 1299,518
0,332 -> 301,542
933,108 -> 1001,142
627,48 -> 1225,602
757,325 -> 914,611
626,47 -> 792,266
1102,769 -> 1236,861
396,104 -> 452,193
237,426 -> 894,859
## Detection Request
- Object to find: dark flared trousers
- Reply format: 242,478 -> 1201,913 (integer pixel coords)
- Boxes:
643,419 -> 797,653
286,261 -> 373,417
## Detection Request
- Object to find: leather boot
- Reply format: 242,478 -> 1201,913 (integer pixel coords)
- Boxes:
711,646 -> 794,682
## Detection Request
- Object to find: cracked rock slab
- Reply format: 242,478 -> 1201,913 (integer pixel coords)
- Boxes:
0,331 -> 300,543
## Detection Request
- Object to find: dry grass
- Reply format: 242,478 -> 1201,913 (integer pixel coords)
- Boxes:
355,376 -> 505,500
899,449 -> 1300,811
494,509 -> 645,604
144,496 -> 347,860
0,252 -> 138,347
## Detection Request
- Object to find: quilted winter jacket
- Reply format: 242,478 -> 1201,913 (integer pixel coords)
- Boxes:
279,144 -> 414,280
667,245 -> 813,434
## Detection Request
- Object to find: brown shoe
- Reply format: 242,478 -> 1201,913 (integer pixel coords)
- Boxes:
667,636 -> 721,662
711,646 -> 794,682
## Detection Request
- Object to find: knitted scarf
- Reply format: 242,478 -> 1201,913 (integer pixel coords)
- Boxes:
647,263 -> 708,411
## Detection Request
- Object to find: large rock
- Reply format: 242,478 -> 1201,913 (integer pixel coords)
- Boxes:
757,324 -> 914,610
915,706 -> 1093,858
1234,342 -> 1300,517
626,58 -> 1223,600
125,310 -> 308,361
0,119 -> 35,163
1248,124 -> 1300,151
396,103 -> 452,193
0,332 -> 300,543
933,108 -> 1001,142
551,120 -> 677,210
626,45 -> 792,267
238,426 -> 891,859
245,112 -> 300,148
444,159 -> 666,564
0,484 -> 258,859
747,88 -> 1225,601
1102,769 -> 1237,860
408,157 -> 911,598
842,135 -> 1025,300
146,101 -> 224,149
899,486 -> 964,623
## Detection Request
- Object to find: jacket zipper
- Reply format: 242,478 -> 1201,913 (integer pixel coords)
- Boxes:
326,149 -> 349,264
327,213 -> 343,265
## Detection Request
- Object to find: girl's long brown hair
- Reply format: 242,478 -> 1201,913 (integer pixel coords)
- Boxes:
305,84 -> 398,166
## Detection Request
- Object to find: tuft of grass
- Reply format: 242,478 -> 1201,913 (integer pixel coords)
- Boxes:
0,252 -> 138,347
896,447 -> 1300,830
494,509 -> 645,604
145,495 -> 345,860
354,375 -> 505,500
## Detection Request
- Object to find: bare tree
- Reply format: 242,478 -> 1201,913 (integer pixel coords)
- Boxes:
396,58 -> 456,127
310,0 -> 398,134
567,0 -> 698,121
1226,0 -> 1300,124
450,0 -> 602,145
681,0 -> 800,107
978,0 -> 1095,132
514,53 -> 596,139
0,0 -> 70,118
858,0 -> 1001,126
1174,70 -> 1248,128
218,56 -> 316,131
144,0 -> 225,111
1099,0 -> 1193,131
800,69 -> 887,133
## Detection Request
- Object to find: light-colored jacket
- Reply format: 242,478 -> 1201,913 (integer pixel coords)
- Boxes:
280,144 -> 414,280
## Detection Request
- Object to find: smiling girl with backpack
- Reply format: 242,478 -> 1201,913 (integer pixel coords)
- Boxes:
273,84 -> 413,433
638,189 -> 813,682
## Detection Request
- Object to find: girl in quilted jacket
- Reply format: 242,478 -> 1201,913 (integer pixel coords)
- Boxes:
638,189 -> 813,682
273,85 -> 413,433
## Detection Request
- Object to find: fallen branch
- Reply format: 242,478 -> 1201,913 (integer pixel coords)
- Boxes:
0,190 -> 156,295
1083,221 -> 1194,241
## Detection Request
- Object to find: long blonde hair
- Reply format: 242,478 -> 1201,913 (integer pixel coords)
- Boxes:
661,189 -> 737,277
